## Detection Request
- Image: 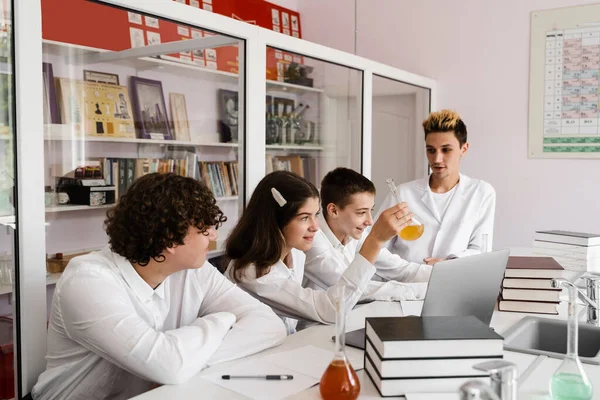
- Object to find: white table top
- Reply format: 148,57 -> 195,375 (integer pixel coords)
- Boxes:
131,301 -> 599,399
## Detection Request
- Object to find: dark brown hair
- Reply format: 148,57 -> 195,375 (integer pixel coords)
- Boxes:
320,167 -> 375,220
422,109 -> 468,146
105,173 -> 226,266
226,171 -> 319,282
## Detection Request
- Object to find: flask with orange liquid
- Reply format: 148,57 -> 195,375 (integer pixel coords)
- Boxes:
386,178 -> 424,241
319,287 -> 360,400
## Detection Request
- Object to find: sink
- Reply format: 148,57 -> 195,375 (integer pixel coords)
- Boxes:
502,316 -> 600,365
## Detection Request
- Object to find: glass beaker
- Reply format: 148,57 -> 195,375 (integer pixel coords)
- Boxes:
386,178 -> 424,241
550,283 -> 593,400
319,287 -> 360,400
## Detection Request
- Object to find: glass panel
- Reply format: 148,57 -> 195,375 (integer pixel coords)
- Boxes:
0,0 -> 16,398
42,1 -> 244,325
371,75 -> 430,209
265,47 -> 363,188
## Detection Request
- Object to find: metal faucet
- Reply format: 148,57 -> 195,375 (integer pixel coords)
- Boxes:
551,273 -> 600,326
459,360 -> 517,400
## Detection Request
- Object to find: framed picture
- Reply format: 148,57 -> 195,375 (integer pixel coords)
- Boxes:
130,76 -> 172,140
84,70 -> 120,85
218,89 -> 238,143
55,78 -> 135,138
42,62 -> 60,124
169,93 -> 191,141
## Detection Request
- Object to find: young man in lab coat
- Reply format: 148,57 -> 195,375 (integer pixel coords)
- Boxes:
376,109 -> 496,265
32,173 -> 286,400
303,167 -> 431,301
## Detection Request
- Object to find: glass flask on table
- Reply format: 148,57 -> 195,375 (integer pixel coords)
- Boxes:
550,282 -> 593,400
386,178 -> 424,241
319,287 -> 360,400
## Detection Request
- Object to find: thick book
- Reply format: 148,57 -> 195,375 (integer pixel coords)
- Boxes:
502,278 -> 555,290
535,230 -> 600,246
365,316 -> 503,359
365,354 -> 490,397
504,256 -> 569,279
501,288 -> 560,302
533,240 -> 600,254
498,300 -> 559,315
365,339 -> 502,378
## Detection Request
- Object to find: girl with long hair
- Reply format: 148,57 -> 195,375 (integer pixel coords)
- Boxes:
225,171 -> 423,334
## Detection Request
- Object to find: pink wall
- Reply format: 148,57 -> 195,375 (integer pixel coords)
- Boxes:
298,0 -> 600,249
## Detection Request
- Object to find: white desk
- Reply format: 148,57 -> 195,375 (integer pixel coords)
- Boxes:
131,302 -> 600,399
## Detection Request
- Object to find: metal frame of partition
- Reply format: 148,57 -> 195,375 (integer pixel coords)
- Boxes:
14,0 -> 436,395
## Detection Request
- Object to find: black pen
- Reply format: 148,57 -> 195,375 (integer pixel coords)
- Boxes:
221,375 -> 294,380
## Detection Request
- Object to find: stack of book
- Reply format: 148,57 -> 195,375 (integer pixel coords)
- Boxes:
498,256 -> 569,315
532,230 -> 600,273
364,316 -> 503,396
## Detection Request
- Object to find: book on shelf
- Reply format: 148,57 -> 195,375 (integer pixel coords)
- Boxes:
498,300 -> 559,315
503,256 -> 569,279
501,288 -> 561,302
364,355 -> 490,397
365,316 -> 504,359
265,154 -> 318,186
198,161 -> 238,198
535,230 -> 600,246
365,339 -> 502,378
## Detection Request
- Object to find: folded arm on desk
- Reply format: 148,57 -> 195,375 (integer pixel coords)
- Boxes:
58,271 -> 236,385
240,254 -> 377,324
199,266 -> 287,366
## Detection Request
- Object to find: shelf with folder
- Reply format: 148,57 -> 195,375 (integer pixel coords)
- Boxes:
265,144 -> 323,151
43,40 -> 323,94
44,129 -> 239,148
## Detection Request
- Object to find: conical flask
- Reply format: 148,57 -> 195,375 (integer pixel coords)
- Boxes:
319,286 -> 360,400
550,283 -> 593,400
386,178 -> 424,241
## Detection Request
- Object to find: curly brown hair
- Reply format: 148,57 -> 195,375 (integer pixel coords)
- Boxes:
105,173 -> 226,266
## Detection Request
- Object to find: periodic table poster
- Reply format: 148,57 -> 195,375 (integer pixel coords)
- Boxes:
529,4 -> 600,158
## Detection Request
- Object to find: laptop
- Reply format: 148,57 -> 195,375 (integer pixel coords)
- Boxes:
342,249 -> 511,349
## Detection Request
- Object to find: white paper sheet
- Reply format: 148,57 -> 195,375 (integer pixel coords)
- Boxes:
261,345 -> 364,380
202,358 -> 318,400
405,393 -> 459,400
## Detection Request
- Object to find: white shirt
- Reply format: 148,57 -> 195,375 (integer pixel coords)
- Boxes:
32,246 -> 286,400
376,174 -> 496,264
431,185 -> 457,220
303,214 -> 430,301
225,248 -> 422,335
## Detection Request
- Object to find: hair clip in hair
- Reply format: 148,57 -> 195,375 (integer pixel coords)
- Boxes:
271,187 -> 287,207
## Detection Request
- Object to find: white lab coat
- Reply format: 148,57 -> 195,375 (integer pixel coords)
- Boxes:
376,173 -> 496,263
224,248 -> 425,335
303,214 -> 431,301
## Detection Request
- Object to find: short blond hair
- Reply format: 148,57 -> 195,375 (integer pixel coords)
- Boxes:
422,109 -> 467,146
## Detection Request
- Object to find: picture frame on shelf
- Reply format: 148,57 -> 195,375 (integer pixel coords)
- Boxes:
42,62 -> 60,124
169,92 -> 191,141
130,76 -> 172,140
54,78 -> 136,138
217,89 -> 238,143
83,70 -> 120,85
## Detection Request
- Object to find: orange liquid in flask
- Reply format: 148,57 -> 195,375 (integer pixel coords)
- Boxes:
319,359 -> 361,400
399,224 -> 424,241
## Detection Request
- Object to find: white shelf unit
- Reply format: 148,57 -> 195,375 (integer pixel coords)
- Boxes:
266,144 -> 323,151
44,130 -> 240,148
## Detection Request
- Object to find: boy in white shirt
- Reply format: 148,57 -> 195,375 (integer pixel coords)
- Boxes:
376,110 -> 496,265
32,173 -> 286,400
303,168 -> 431,301
224,171 -> 425,335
